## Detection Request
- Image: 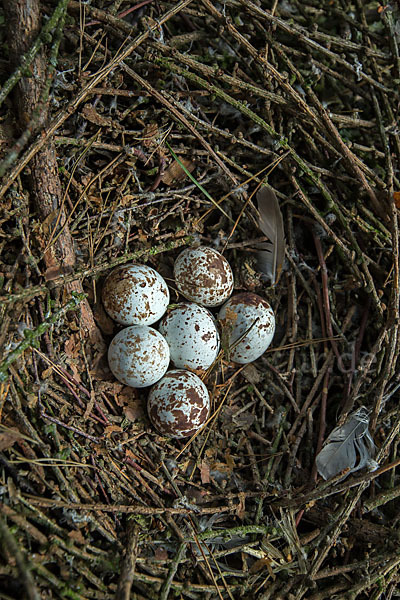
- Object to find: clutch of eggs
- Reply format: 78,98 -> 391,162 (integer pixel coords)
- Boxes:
103,250 -> 275,438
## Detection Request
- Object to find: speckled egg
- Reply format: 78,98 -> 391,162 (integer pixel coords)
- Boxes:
174,246 -> 234,307
148,369 -> 210,438
102,264 -> 169,326
108,326 -> 170,388
218,292 -> 275,364
159,303 -> 220,370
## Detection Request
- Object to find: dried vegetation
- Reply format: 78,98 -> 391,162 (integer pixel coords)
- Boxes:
0,0 -> 400,598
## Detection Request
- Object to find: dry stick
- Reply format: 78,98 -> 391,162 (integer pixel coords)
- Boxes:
115,522 -> 140,600
312,232 -> 346,371
119,570 -> 242,594
263,30 -> 381,215
291,177 -> 383,318
0,517 -> 40,600
0,0 -> 69,179
310,122 -> 386,189
46,149 -> 125,253
344,555 -> 400,600
0,292 -> 85,382
376,404 -> 400,467
24,496 -> 238,515
312,552 -> 398,582
0,0 -> 67,109
150,39 -> 286,106
284,418 -> 306,488
240,0 -> 392,94
155,53 -> 381,306
0,236 -> 191,306
0,504 -> 47,546
202,0 -> 316,125
288,353 -> 334,440
3,0 -> 102,342
369,140 -> 400,432
68,0 -> 141,35
380,7 -> 400,81
38,389 -> 101,443
356,0 -> 400,158
313,369 -> 330,476
309,482 -> 368,578
201,1 -> 387,247
159,542 -> 187,600
339,325 -> 388,423
63,27 -> 240,194
370,89 -> 394,189
0,0 -> 195,200
112,66 -> 239,188
363,483 -> 400,513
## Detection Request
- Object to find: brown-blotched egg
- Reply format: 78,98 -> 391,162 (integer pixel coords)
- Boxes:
218,292 -> 275,364
108,326 -> 170,388
147,369 -> 210,438
102,264 -> 169,326
174,246 -> 233,307
159,303 -> 220,370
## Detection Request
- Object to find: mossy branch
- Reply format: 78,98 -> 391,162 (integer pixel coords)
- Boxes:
0,292 -> 86,382
0,0 -> 69,109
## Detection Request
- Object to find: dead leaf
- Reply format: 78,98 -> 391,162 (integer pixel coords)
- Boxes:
161,157 -> 195,186
41,367 -> 53,379
205,447 -> 216,460
224,449 -> 235,471
142,122 -> 159,148
68,529 -> 85,544
123,399 -> 145,422
65,333 -> 81,359
82,104 -> 122,130
93,300 -> 115,336
104,425 -> 123,437
118,385 -> 139,406
83,389 -> 96,421
0,428 -> 22,451
394,191 -> 400,209
154,547 -> 168,561
200,460 -> 210,484
119,194 -> 137,207
250,557 -> 275,577
242,363 -> 262,385
221,406 -> 255,430
40,209 -> 58,237
44,264 -> 73,281
65,359 -> 82,384
236,491 -> 246,520
210,461 -> 233,474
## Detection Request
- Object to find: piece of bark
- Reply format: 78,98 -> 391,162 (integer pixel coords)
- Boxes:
3,0 -> 104,349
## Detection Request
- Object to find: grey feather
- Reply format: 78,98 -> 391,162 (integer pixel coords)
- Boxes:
256,187 -> 285,284
316,407 -> 376,481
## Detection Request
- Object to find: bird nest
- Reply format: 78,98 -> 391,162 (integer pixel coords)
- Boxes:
0,1 -> 400,598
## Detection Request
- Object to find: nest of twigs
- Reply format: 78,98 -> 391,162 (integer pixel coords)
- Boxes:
1,1 -> 400,598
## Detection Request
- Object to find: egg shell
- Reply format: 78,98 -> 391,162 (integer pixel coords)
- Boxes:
218,292 -> 275,364
147,369 -> 210,438
108,326 -> 170,388
174,246 -> 234,307
102,264 -> 169,326
159,303 -> 220,370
